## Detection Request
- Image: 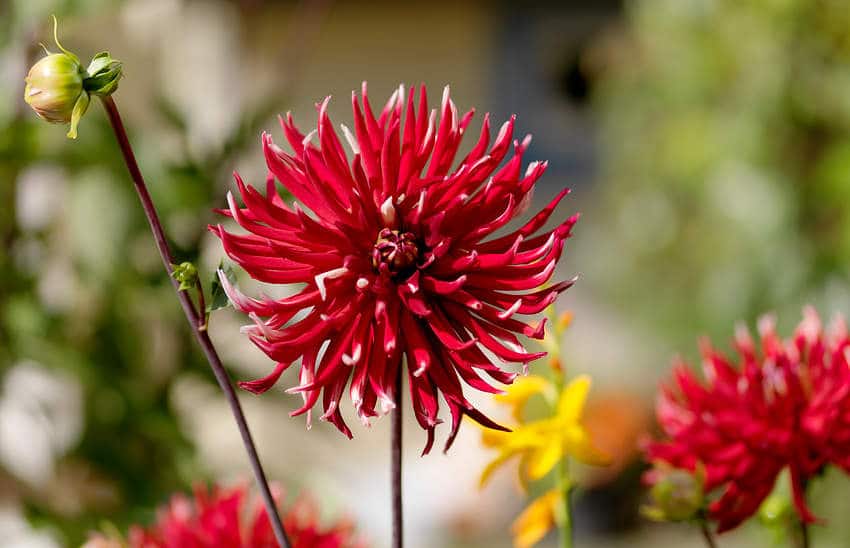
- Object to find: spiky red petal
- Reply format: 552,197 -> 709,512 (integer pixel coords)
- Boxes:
215,83 -> 576,451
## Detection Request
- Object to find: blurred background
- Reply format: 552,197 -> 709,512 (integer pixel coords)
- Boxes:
3,0 -> 850,546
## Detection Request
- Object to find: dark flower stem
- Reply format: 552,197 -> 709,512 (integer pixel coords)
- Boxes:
392,366 -> 404,548
99,96 -> 290,548
799,521 -> 810,548
195,278 -> 208,331
700,521 -> 718,548
796,478 -> 810,548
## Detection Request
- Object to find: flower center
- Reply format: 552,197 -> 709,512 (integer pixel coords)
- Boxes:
372,228 -> 419,277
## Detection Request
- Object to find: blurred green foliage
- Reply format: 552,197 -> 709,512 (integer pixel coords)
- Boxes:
583,0 -> 850,544
585,0 -> 850,347
0,1 -> 289,544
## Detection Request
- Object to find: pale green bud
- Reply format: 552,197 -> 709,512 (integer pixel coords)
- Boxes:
24,53 -> 87,132
642,465 -> 705,522
759,490 -> 795,544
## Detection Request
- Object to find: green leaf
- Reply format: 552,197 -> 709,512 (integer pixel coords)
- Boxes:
85,51 -> 113,76
207,262 -> 236,313
83,56 -> 123,96
66,91 -> 89,139
51,15 -> 80,64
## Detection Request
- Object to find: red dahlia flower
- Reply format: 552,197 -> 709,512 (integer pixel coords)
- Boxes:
646,307 -> 850,532
212,83 -> 577,452
90,484 -> 364,548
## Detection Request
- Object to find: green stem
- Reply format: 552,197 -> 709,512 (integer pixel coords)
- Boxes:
799,521 -> 809,548
700,521 -> 718,548
195,278 -> 208,331
100,95 -> 290,548
558,457 -> 573,548
796,477 -> 810,548
548,305 -> 573,548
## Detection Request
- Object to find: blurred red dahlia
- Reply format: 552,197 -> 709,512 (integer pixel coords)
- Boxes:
87,484 -> 363,548
212,83 -> 577,452
646,307 -> 850,532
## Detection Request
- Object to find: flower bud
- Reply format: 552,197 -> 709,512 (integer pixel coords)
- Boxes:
23,17 -> 91,139
24,52 -> 86,124
759,492 -> 792,526
642,465 -> 705,522
172,262 -> 199,291
759,490 -> 795,544
22,17 -> 122,139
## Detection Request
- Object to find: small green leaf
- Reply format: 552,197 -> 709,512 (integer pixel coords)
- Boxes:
207,262 -> 236,312
86,51 -> 112,75
51,15 -> 80,64
66,91 -> 89,139
83,52 -> 122,96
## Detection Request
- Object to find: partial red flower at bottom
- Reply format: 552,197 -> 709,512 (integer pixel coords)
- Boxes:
213,83 -> 577,452
85,484 -> 365,548
646,307 -> 850,532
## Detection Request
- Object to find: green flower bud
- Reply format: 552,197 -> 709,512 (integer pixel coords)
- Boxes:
642,465 -> 705,522
172,262 -> 199,291
759,492 -> 792,526
759,486 -> 795,544
24,52 -> 88,135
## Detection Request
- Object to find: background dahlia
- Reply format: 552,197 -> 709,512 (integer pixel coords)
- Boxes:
646,307 -> 850,532
85,484 -> 362,548
213,83 -> 577,452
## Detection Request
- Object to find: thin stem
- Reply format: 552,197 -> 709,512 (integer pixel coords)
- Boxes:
548,305 -> 573,548
558,458 -> 573,548
99,95 -> 290,548
391,366 -> 403,548
796,477 -> 810,548
700,521 -> 718,548
195,279 -> 207,331
799,520 -> 810,548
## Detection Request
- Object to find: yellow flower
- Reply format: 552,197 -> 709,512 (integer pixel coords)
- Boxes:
511,489 -> 560,548
493,374 -> 554,422
479,308 -> 610,547
479,375 -> 611,490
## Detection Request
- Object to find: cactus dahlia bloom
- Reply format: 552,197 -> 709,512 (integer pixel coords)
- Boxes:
212,83 -> 577,452
646,307 -> 850,532
85,484 -> 363,548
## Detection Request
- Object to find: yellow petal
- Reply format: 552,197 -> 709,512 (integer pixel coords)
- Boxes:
480,425 -> 513,448
506,422 -> 554,451
516,452 -> 533,494
511,490 -> 560,548
479,451 -> 518,488
495,375 -> 553,421
526,440 -> 562,481
557,375 -> 591,423
480,424 -> 553,490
